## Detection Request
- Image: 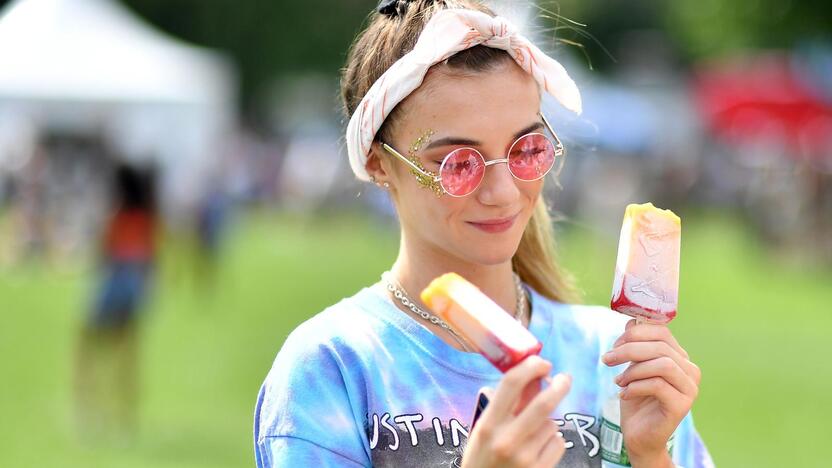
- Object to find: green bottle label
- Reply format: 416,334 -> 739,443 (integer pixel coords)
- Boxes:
600,417 -> 676,467
600,417 -> 630,466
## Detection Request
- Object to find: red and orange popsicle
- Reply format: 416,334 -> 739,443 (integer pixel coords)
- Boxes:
421,273 -> 542,372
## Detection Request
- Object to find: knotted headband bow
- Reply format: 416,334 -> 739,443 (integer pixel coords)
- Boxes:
346,8 -> 582,181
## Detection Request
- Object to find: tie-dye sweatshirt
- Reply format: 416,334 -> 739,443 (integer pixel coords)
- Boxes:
254,283 -> 714,467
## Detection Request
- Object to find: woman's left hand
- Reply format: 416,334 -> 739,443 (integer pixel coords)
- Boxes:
602,319 -> 702,468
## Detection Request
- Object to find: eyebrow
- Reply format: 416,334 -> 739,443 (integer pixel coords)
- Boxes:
422,121 -> 544,152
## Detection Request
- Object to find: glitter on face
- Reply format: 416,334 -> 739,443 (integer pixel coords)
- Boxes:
406,129 -> 443,196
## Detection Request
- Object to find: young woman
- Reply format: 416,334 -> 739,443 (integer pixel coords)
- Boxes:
254,1 -> 712,467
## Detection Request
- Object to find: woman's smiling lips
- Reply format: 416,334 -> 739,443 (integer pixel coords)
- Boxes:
466,213 -> 519,233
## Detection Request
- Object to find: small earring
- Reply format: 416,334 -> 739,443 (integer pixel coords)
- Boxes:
369,175 -> 377,184
383,182 -> 390,189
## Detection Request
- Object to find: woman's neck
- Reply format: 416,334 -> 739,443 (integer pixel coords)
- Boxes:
389,235 -> 520,321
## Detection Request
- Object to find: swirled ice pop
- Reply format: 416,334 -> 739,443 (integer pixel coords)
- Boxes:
421,273 -> 542,372
610,203 -> 681,324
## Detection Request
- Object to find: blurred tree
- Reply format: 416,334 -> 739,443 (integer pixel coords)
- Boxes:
545,0 -> 831,70
0,0 -> 828,117
663,0 -> 831,60
113,0 -> 375,121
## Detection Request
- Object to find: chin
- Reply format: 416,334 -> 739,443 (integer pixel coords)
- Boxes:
464,242 -> 519,266
457,226 -> 525,262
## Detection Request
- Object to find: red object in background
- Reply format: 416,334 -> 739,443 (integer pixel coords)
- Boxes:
105,208 -> 156,262
693,54 -> 832,161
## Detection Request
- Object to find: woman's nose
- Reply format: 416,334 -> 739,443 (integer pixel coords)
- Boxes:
475,160 -> 520,206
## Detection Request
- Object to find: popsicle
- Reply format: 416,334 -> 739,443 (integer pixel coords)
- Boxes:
610,202 -> 681,324
421,273 -> 542,372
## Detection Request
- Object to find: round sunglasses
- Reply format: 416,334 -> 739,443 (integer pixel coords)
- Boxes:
380,113 -> 565,197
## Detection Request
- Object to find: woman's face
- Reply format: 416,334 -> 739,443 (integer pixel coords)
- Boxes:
371,60 -> 546,267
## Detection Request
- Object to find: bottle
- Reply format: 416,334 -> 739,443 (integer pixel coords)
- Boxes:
600,395 -> 675,467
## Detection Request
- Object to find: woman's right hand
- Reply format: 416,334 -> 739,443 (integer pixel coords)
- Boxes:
461,356 -> 572,468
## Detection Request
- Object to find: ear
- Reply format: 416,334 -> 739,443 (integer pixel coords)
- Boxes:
365,142 -> 394,185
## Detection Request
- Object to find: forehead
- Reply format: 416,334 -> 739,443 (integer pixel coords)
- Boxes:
396,61 -> 541,141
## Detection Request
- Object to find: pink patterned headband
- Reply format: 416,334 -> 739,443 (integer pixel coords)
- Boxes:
346,8 -> 583,182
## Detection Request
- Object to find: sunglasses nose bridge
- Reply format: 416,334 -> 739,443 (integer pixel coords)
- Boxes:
482,157 -> 521,186
478,155 -> 521,192
483,157 -> 510,167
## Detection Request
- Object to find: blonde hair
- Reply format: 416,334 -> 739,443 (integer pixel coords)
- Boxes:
340,0 -> 580,304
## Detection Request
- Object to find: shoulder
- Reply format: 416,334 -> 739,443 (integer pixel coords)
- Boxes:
255,293 -> 376,467
271,287 -> 385,369
256,288 -> 382,438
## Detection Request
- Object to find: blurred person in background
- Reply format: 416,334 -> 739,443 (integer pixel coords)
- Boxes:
195,180 -> 230,290
17,143 -> 50,262
254,1 -> 712,467
74,163 -> 158,440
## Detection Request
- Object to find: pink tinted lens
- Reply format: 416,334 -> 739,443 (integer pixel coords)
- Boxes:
440,148 -> 485,196
508,134 -> 555,181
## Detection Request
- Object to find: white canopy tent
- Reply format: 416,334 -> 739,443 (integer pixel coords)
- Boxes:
0,0 -> 236,217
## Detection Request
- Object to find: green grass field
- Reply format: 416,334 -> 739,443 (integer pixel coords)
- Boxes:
1,209 -> 829,467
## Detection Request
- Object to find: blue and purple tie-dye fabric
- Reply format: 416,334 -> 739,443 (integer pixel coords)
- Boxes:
254,284 -> 714,468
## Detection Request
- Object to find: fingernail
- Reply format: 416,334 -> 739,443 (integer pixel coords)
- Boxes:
602,351 -> 614,364
553,372 -> 569,383
614,373 -> 623,385
619,387 -> 627,399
